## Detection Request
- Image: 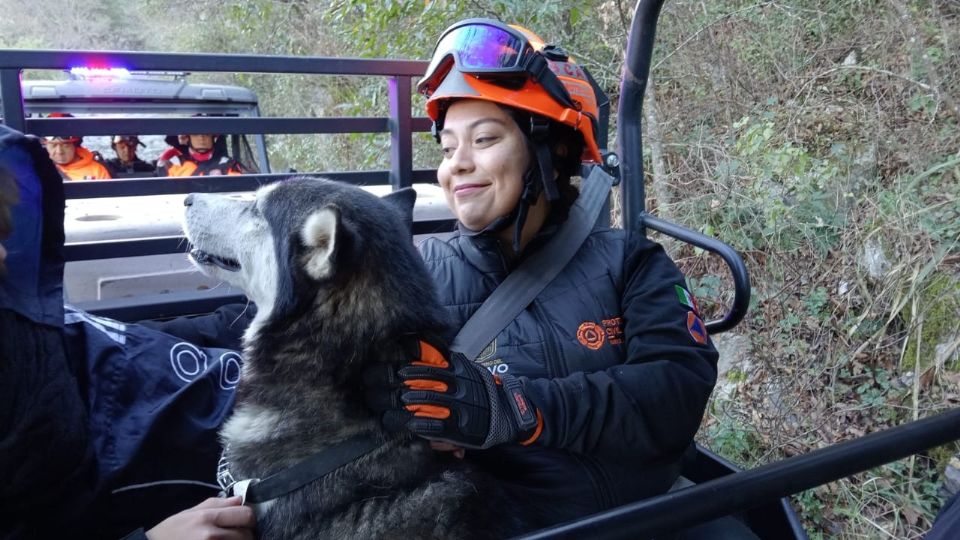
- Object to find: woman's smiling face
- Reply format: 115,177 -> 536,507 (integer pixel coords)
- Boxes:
436,100 -> 530,231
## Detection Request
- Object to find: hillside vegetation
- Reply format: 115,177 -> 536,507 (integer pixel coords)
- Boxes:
2,1 -> 958,537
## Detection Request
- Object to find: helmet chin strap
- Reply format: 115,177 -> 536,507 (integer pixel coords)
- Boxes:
461,141 -> 557,254
509,116 -> 561,254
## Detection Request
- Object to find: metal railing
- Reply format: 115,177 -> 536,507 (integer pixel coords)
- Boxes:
0,50 -> 455,318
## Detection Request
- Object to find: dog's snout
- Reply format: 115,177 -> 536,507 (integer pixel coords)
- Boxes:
184,194 -> 195,207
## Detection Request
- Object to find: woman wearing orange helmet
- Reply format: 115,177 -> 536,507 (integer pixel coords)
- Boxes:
366,19 -> 719,535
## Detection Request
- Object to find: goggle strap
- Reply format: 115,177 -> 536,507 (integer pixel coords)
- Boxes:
525,54 -> 577,111
523,53 -> 549,81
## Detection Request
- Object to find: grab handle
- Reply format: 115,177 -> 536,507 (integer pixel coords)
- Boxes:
642,214 -> 750,334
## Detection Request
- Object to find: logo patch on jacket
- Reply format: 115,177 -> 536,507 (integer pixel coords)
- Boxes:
602,317 -> 624,345
687,311 -> 709,345
675,285 -> 699,314
577,321 -> 606,350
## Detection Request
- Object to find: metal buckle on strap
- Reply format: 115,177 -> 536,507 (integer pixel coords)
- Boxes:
229,478 -> 259,504
217,451 -> 236,494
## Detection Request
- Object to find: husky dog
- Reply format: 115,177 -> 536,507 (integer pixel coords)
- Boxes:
182,178 -> 504,539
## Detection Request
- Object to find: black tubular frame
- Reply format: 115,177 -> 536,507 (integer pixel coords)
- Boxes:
617,0 -> 750,334
519,407 -> 960,539
0,50 -> 432,191
0,49 -> 455,318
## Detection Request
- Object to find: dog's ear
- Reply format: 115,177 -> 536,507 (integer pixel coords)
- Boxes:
300,204 -> 339,280
382,188 -> 416,232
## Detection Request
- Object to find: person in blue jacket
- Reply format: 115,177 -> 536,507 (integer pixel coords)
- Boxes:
0,126 -> 254,539
359,19 -> 720,534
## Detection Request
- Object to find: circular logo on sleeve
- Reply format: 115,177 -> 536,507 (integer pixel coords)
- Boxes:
577,321 -> 606,350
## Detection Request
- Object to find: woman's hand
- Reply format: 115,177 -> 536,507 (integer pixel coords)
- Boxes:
145,496 -> 255,540
364,340 -> 542,449
430,440 -> 466,459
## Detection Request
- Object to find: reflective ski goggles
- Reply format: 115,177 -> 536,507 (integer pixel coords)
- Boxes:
417,19 -> 573,107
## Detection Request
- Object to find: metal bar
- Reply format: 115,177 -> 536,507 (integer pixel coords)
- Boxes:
520,407 -> 960,540
64,218 -> 456,261
62,169 -> 440,199
76,288 -> 247,322
26,117 -> 434,137
617,0 -> 666,233
411,218 -> 456,235
687,445 -> 808,539
0,49 -> 428,77
65,175 -> 274,198
388,76 -> 413,189
643,214 -> 750,334
252,106 -> 271,172
64,237 -> 186,261
0,69 -> 26,132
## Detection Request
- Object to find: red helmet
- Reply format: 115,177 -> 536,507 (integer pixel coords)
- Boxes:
41,113 -> 81,145
418,19 -> 603,163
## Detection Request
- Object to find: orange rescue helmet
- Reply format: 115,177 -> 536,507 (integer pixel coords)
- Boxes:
418,19 -> 604,164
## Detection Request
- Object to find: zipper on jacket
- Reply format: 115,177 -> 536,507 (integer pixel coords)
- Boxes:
532,301 -> 565,379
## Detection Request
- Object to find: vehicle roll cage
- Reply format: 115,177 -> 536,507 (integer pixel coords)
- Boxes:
1,52 -> 449,319
2,0 -> 959,537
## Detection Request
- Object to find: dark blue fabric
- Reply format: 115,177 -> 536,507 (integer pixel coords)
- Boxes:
926,491 -> 960,540
0,124 -> 65,326
0,124 -> 238,538
63,307 -> 239,538
0,124 -> 93,540
419,225 -> 718,532
0,309 -> 98,540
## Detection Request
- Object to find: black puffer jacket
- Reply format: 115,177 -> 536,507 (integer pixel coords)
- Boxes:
418,224 -> 719,531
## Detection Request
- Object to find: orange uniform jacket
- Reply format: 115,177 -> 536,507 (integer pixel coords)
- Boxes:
165,157 -> 242,177
57,147 -> 112,181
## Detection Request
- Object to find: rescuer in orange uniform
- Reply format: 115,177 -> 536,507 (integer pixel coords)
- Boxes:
160,134 -> 242,177
41,114 -> 112,181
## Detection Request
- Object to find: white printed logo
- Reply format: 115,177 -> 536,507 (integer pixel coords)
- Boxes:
170,342 -> 208,383
218,352 -> 242,390
485,362 -> 509,375
170,342 -> 242,391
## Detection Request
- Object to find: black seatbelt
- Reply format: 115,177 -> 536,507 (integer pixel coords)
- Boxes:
450,165 -> 617,360
225,433 -> 380,505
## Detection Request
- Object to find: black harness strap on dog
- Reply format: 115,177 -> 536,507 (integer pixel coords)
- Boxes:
240,433 -> 380,504
450,165 -> 617,361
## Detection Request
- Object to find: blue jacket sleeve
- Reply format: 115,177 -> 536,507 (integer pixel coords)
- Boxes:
520,234 -> 718,460
139,302 -> 255,350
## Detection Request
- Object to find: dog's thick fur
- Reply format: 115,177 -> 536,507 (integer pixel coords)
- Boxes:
183,178 -> 511,539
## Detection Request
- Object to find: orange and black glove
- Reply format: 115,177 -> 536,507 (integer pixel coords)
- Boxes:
364,341 -> 542,449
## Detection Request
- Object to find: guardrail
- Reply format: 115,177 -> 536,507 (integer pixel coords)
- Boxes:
1,50 -> 456,319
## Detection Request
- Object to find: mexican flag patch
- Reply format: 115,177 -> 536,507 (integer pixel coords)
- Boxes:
675,285 -> 699,314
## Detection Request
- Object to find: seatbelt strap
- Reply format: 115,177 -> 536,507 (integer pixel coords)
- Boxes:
450,165 -> 616,360
235,433 -> 380,504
